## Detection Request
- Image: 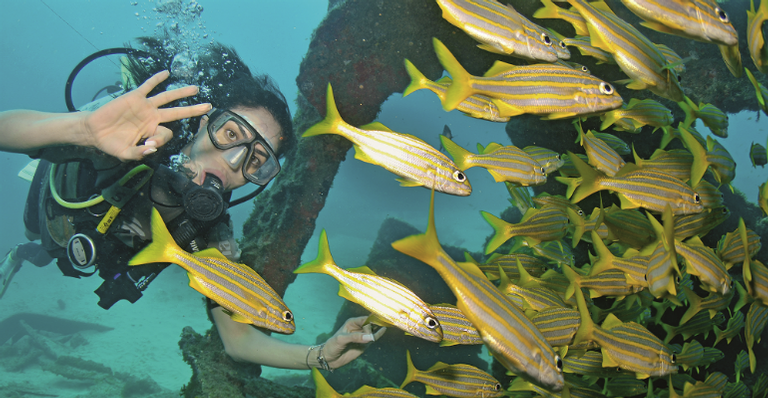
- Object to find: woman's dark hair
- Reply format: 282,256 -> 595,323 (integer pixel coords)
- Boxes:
123,36 -> 295,165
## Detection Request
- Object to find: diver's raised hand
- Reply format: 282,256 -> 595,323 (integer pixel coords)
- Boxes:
320,315 -> 387,370
83,70 -> 211,161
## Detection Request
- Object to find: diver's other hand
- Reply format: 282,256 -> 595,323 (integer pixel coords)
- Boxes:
320,315 -> 386,370
83,70 -> 212,161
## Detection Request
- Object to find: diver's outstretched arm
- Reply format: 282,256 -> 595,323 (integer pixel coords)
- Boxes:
211,307 -> 385,370
0,71 -> 210,161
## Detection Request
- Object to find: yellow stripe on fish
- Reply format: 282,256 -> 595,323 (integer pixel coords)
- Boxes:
745,302 -> 768,372
618,0 -> 737,46
401,350 -> 504,397
392,190 -> 564,391
403,59 -> 509,122
428,304 -> 483,346
678,125 -> 736,190
531,307 -> 581,347
567,151 -> 703,215
565,0 -> 685,101
600,98 -> 673,132
524,146 -> 564,174
436,0 -> 558,62
678,96 -> 729,138
129,208 -> 295,334
562,35 -> 617,65
674,236 -> 732,295
578,128 -> 626,177
587,231 -> 648,287
746,68 -> 768,114
482,204 -> 572,254
312,368 -> 418,398
294,230 -> 443,343
303,84 -> 471,196
673,207 -> 730,240
572,284 -> 678,378
679,285 -> 734,325
633,148 -> 693,183
433,38 -> 622,118
441,137 -> 547,186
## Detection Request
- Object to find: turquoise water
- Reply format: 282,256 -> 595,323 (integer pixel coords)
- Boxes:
1,1 -> 768,396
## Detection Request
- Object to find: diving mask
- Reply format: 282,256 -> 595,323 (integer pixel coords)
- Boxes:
206,108 -> 281,186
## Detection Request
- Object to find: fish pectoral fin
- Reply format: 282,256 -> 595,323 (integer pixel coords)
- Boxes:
229,312 -> 251,324
617,79 -> 648,90
493,100 -> 526,117
477,43 -> 508,55
640,21 -> 677,36
396,177 -> 424,187
486,169 -> 508,183
337,284 -> 357,303
542,112 -> 578,120
366,313 -> 392,327
353,145 -> 376,164
617,194 -> 640,210
187,273 -> 210,296
601,351 -> 619,368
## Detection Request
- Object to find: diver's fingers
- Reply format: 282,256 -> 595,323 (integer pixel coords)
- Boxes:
121,144 -> 157,161
136,70 -> 171,96
150,84 -> 201,108
158,103 -> 212,124
144,125 -> 174,149
342,316 -> 369,333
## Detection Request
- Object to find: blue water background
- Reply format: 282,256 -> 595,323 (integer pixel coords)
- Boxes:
1,0 -> 768,392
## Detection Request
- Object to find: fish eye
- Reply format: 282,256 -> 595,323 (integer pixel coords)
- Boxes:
577,209 -> 584,216
581,66 -> 590,73
541,33 -> 552,45
671,354 -> 676,364
555,355 -> 563,371
425,316 -> 439,329
675,275 -> 681,284
721,208 -> 728,214
599,82 -> 614,95
716,7 -> 729,22
694,193 -> 701,203
539,167 -> 546,174
494,383 -> 502,391
283,311 -> 293,322
559,40 -> 567,49
453,170 -> 467,182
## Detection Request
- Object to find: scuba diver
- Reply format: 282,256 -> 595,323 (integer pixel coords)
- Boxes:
0,37 -> 385,372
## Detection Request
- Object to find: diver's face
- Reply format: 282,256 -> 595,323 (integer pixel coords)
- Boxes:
184,106 -> 281,191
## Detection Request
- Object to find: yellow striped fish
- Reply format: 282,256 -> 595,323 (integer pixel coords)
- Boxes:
436,0 -> 558,62
304,84 -> 471,196
572,286 -> 678,378
578,128 -> 626,177
434,38 -> 622,118
600,98 -> 674,132
469,252 -> 548,281
592,132 -> 630,155
632,148 -> 693,183
392,191 -> 564,391
129,208 -> 295,334
679,285 -> 734,325
441,138 -> 547,186
744,259 -> 768,306
693,179 -> 724,209
761,181 -> 768,216
429,304 -> 483,346
567,152 -> 703,215
618,0 -> 737,46
717,218 -> 761,268
401,351 -> 504,397
604,205 -> 656,248
562,35 -> 617,65
482,205 -> 572,254
678,96 -> 729,138
565,0 -> 685,101
531,307 -> 581,347
588,231 -> 648,287
562,350 -> 624,377
524,146 -> 564,174
745,302 -> 768,371
294,230 -> 442,343
499,265 -> 567,313
673,340 -> 704,371
712,310 -> 745,346
673,207 -> 730,240
656,43 -> 687,73
748,0 -> 768,73
678,125 -> 736,189
403,60 -> 509,122
564,264 -> 643,299
660,311 -> 725,344
644,207 -> 682,301
312,368 -> 418,398
506,183 -> 535,215
674,236 -> 732,296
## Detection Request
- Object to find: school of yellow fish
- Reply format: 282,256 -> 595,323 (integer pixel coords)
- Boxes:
297,0 -> 768,397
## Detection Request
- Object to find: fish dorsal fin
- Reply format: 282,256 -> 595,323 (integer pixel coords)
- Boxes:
458,261 -> 487,279
396,177 -> 424,187
337,284 -> 358,303
195,247 -> 229,260
483,142 -> 504,154
347,265 -> 377,276
484,60 -> 518,77
360,121 -> 393,132
425,361 -> 452,372
601,313 -> 623,330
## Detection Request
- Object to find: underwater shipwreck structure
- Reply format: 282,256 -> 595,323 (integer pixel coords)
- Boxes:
175,0 -> 768,396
